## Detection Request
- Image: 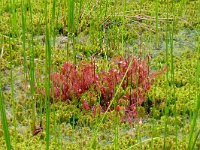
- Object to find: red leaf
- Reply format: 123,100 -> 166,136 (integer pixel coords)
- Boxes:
82,100 -> 90,110
116,105 -> 121,112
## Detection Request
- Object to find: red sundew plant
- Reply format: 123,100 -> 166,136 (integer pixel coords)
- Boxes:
50,61 -> 99,101
49,55 -> 165,122
92,105 -> 103,117
82,99 -> 90,111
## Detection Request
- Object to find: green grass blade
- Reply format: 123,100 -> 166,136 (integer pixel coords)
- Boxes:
155,0 -> 159,49
187,38 -> 200,150
0,74 -> 11,150
45,0 -> 52,149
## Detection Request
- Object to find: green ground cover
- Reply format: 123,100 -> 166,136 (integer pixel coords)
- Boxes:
0,0 -> 199,149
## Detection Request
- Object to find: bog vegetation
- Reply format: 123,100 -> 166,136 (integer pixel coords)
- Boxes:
0,0 -> 199,150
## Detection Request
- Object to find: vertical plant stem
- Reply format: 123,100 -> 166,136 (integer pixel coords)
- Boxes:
0,74 -> 11,150
67,0 -> 75,63
114,80 -> 118,150
187,35 -> 200,150
21,0 -> 28,84
10,0 -> 18,37
52,0 -> 56,48
121,0 -> 126,56
50,0 -> 59,145
155,0 -> 159,49
9,35 -> 17,149
170,1 -> 178,149
164,0 -> 169,149
9,0 -> 17,147
45,0 -> 52,149
27,0 -> 36,133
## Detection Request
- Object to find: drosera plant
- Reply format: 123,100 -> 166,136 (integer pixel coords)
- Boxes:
50,60 -> 98,102
49,55 -> 166,123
